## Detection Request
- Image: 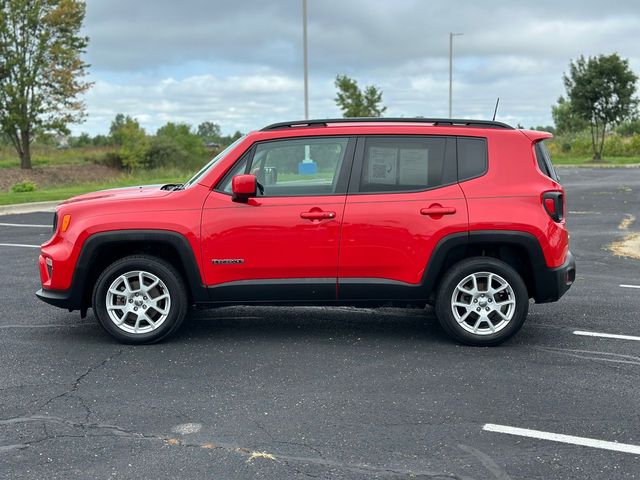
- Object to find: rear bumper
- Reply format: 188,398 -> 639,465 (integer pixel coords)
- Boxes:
532,250 -> 576,303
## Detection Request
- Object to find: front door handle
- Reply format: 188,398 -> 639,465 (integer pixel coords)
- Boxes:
420,205 -> 457,217
300,210 -> 336,220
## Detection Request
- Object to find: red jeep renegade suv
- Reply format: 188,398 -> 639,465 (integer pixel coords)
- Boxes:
36,118 -> 575,346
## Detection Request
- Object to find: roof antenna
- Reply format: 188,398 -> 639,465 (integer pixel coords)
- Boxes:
492,97 -> 500,121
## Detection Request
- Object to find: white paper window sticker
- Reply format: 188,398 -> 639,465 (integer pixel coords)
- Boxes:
367,146 -> 397,185
399,148 -> 428,186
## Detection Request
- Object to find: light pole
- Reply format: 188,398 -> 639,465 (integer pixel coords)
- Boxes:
302,0 -> 309,120
448,32 -> 463,118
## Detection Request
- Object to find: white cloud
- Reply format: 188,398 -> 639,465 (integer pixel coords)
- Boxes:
72,0 -> 640,135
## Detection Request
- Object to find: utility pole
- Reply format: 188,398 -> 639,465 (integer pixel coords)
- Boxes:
302,0 -> 309,119
448,32 -> 463,118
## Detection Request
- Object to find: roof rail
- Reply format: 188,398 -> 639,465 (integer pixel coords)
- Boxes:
260,117 -> 514,131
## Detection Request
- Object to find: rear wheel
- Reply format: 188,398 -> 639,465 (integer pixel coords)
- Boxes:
92,255 -> 188,344
435,257 -> 529,346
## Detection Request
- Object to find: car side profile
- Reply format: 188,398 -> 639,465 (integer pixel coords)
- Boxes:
36,118 -> 575,346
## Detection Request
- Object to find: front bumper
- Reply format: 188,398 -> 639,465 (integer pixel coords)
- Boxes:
35,287 -> 81,311
532,250 -> 576,303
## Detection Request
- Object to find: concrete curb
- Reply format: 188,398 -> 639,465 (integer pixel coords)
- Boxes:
0,201 -> 59,216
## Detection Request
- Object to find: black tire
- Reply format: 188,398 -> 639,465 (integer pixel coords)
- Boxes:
92,255 -> 189,344
435,257 -> 529,346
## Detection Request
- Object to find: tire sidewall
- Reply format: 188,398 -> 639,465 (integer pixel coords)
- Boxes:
436,258 -> 529,346
93,256 -> 187,344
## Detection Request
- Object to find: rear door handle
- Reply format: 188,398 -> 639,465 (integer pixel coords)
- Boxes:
420,205 -> 457,217
300,210 -> 336,220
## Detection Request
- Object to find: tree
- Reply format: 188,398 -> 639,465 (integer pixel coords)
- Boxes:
69,132 -> 91,147
118,121 -> 148,171
334,75 -> 386,117
109,114 -> 137,145
530,125 -> 556,134
616,119 -> 640,137
157,122 -> 205,154
196,121 -> 221,142
551,96 -> 588,135
562,54 -> 638,160
0,0 -> 91,169
107,114 -> 147,169
156,122 -> 206,167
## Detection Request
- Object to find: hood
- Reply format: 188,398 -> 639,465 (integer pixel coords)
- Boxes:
60,184 -> 173,205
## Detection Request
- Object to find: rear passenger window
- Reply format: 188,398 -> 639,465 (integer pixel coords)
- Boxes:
457,137 -> 487,181
359,137 -> 456,192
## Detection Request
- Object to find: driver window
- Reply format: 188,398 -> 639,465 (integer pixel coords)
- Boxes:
224,137 -> 349,196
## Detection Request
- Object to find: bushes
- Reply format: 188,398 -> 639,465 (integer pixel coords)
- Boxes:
153,122 -> 208,170
11,180 -> 37,193
146,136 -> 192,169
548,131 -> 640,159
104,119 -> 210,171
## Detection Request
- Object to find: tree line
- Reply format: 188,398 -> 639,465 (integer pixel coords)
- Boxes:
101,115 -> 242,171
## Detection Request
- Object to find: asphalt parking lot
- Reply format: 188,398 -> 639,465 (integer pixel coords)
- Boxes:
1,167 -> 639,479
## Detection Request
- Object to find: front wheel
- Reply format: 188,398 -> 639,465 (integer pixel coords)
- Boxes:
92,255 -> 189,344
435,257 -> 529,346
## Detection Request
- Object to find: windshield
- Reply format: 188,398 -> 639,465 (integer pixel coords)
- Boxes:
183,135 -> 246,188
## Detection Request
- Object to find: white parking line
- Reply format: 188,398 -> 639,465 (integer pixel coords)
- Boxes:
0,243 -> 40,249
483,424 -> 640,455
620,284 -> 640,289
0,222 -> 49,228
573,330 -> 640,342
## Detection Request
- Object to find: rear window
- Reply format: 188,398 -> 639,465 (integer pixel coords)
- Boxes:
457,137 -> 488,181
534,141 -> 558,181
359,136 -> 456,193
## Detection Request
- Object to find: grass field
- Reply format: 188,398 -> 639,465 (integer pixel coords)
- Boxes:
0,170 -> 190,205
552,155 -> 640,165
0,145 -> 115,169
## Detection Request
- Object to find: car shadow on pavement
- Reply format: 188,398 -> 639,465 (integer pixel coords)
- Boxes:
175,305 -> 455,346
46,305 -> 550,348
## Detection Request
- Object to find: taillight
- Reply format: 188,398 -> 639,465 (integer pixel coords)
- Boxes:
542,191 -> 564,222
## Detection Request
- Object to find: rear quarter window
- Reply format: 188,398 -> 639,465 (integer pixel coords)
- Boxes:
457,137 -> 488,181
534,141 -> 559,181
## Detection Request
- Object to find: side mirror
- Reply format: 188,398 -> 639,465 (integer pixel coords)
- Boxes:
231,174 -> 257,202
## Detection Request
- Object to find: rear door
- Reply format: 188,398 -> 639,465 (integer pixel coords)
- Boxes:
337,135 -> 470,301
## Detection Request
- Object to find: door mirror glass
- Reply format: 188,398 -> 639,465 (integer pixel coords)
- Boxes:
231,174 -> 257,202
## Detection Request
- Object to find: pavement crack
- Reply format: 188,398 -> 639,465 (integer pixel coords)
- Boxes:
37,349 -> 123,414
0,414 -> 167,455
2,415 -> 468,478
254,421 -> 325,457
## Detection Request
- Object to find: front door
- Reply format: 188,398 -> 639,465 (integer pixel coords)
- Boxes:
338,135 -> 471,301
201,136 -> 355,302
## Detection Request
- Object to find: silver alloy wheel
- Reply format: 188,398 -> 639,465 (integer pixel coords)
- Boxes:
450,271 -> 516,336
105,270 -> 171,334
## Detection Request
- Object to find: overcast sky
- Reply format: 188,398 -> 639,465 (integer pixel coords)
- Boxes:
75,0 -> 640,136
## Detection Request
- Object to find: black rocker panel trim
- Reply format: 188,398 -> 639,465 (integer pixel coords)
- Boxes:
207,278 -> 336,303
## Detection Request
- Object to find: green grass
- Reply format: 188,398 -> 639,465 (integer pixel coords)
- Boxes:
0,146 -> 115,169
552,156 -> 640,165
0,171 -> 190,206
